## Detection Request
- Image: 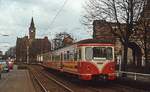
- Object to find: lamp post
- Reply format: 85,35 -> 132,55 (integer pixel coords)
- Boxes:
27,45 -> 29,64
0,33 -> 9,37
0,34 -> 9,52
26,37 -> 30,64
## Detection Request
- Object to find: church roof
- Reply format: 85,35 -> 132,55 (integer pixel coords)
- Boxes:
29,17 -> 35,29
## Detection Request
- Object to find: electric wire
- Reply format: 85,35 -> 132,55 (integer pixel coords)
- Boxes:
49,0 -> 68,28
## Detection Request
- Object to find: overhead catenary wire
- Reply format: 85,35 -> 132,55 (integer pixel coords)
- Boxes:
41,0 -> 68,37
49,0 -> 68,28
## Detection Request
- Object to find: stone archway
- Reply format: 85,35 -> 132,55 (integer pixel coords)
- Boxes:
128,42 -> 142,67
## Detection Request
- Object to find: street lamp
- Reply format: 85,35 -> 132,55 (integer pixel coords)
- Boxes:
0,45 -> 10,53
0,34 -> 10,52
27,45 -> 29,64
0,33 -> 9,37
26,38 -> 30,64
1,35 -> 9,36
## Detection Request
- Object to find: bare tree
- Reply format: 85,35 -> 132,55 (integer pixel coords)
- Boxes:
133,7 -> 150,70
83,0 -> 146,71
53,32 -> 74,50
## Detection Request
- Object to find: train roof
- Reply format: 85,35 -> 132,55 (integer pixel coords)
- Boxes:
42,38 -> 115,54
77,38 -> 115,44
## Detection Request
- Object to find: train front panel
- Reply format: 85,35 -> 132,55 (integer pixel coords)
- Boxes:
77,44 -> 116,80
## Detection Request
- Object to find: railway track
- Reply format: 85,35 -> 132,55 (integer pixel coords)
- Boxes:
29,65 -> 74,92
29,70 -> 48,92
29,65 -> 148,92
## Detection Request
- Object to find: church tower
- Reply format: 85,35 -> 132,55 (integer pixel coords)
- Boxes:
29,17 -> 36,40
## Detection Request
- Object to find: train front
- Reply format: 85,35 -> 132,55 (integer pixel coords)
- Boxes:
78,42 -> 116,80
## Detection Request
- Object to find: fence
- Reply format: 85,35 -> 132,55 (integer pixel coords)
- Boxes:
117,71 -> 150,81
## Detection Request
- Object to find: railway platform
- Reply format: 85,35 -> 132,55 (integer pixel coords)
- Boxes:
0,69 -> 36,92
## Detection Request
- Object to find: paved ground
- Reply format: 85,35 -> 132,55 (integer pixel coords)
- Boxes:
0,69 -> 36,92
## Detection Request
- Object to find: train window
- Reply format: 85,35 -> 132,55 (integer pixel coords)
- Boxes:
64,53 -> 67,61
78,49 -> 81,60
93,47 -> 113,60
60,53 -> 63,61
69,52 -> 74,61
74,52 -> 77,61
85,47 -> 93,60
106,47 -> 113,60
52,55 -> 55,61
67,51 -> 70,60
50,55 -> 52,61
54,55 -> 60,61
93,47 -> 105,60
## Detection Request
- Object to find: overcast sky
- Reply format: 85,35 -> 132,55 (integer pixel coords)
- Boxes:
0,0 -> 92,53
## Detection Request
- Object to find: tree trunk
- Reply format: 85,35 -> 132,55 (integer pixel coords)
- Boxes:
144,42 -> 149,72
122,45 -> 128,71
128,42 -> 142,68
132,51 -> 136,66
144,28 -> 148,73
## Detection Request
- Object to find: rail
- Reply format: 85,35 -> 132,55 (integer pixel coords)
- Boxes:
117,71 -> 150,80
42,71 -> 74,92
29,69 -> 49,92
29,65 -> 74,92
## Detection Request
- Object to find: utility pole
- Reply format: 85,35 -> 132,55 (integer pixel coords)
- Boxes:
27,46 -> 29,64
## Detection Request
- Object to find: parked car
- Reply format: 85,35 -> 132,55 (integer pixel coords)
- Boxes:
0,60 -> 9,72
7,60 -> 14,70
6,58 -> 14,70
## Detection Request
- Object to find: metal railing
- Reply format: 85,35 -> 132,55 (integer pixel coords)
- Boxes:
117,71 -> 150,81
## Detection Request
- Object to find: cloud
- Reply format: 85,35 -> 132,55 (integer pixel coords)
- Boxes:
0,0 -> 90,52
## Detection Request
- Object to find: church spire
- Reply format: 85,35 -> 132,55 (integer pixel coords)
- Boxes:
29,17 -> 36,39
29,17 -> 35,30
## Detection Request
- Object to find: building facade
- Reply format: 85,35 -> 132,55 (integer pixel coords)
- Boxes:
92,1 -> 150,67
16,17 -> 51,63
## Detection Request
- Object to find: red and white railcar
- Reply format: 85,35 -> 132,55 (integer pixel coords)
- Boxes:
42,38 -> 116,80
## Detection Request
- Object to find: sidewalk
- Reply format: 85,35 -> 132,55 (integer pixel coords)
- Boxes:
0,69 -> 36,92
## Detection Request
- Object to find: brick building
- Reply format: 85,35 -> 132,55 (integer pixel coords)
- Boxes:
92,20 -> 120,55
16,17 -> 51,63
93,20 -> 114,38
140,0 -> 150,61
92,1 -> 150,66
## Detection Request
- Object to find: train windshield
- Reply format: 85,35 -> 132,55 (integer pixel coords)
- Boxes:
85,47 -> 113,61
